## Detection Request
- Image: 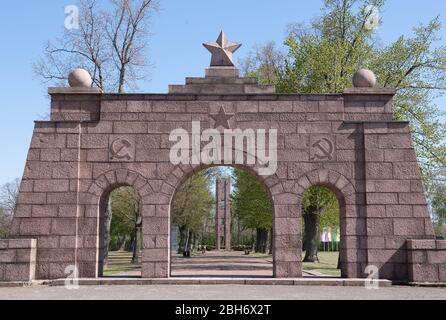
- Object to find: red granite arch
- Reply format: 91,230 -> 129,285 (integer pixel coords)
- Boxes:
4,76 -> 443,283
87,168 -> 151,200
75,169 -> 158,278
156,162 -> 302,278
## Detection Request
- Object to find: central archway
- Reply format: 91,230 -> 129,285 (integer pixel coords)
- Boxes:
168,165 -> 276,278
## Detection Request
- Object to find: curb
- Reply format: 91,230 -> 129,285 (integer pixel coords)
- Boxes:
32,277 -> 394,287
408,282 -> 446,288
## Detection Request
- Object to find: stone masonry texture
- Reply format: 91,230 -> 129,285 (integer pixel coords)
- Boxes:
0,239 -> 36,282
2,76 -> 444,283
406,240 -> 446,282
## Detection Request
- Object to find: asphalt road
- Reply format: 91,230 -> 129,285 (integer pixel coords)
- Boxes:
0,284 -> 445,300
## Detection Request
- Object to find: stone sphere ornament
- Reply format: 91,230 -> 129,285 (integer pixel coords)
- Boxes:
353,69 -> 377,88
68,68 -> 93,88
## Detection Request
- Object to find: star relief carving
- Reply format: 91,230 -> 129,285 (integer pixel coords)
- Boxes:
211,107 -> 233,129
203,31 -> 242,67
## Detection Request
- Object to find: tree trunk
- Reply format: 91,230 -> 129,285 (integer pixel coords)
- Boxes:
131,225 -> 141,264
131,215 -> 142,264
103,198 -> 113,267
261,229 -> 268,253
269,228 -> 273,255
193,233 -> 199,252
190,233 -> 195,252
119,237 -> 127,251
303,209 -> 321,263
184,229 -> 191,253
337,251 -> 341,270
255,229 -> 261,253
237,217 -> 241,246
118,67 -> 126,93
178,225 -> 187,254
187,231 -> 193,251
256,228 -> 268,253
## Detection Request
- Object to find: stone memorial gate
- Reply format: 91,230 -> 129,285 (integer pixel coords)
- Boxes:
1,32 -> 445,283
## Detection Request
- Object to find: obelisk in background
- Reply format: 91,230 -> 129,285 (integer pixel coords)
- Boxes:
215,178 -> 231,250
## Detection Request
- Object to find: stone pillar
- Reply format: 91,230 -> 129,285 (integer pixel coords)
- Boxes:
216,178 -> 231,250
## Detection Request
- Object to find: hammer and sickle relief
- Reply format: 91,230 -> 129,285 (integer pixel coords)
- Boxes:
311,138 -> 334,161
110,138 -> 133,161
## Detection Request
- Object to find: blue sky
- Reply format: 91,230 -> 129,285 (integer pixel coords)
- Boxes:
0,0 -> 445,186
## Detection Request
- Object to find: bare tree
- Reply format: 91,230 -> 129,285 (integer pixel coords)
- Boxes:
240,42 -> 285,86
0,207 -> 11,239
0,179 -> 20,238
34,0 -> 159,93
0,179 -> 20,216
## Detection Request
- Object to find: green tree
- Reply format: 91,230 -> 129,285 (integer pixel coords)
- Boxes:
232,169 -> 273,253
432,183 -> 446,238
109,187 -> 142,264
244,0 -> 446,187
302,187 -> 339,262
242,0 -> 446,259
371,19 -> 446,190
171,170 -> 214,253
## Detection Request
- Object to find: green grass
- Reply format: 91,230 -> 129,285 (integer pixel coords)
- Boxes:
256,251 -> 340,276
103,251 -> 141,276
247,251 -> 340,276
103,264 -> 141,276
302,252 -> 341,277
250,253 -> 273,260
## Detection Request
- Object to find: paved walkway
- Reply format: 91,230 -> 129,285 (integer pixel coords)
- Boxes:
171,251 -> 274,277
1,251 -> 444,300
111,251 -> 323,278
0,284 -> 445,300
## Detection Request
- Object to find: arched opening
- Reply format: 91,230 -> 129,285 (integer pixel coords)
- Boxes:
169,166 -> 274,278
98,186 -> 142,278
301,185 -> 342,278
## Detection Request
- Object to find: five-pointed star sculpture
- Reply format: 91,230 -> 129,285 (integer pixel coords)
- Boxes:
203,31 -> 242,67
211,107 -> 233,129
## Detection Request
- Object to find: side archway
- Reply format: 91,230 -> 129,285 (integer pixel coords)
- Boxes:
294,169 -> 365,278
77,169 -> 152,278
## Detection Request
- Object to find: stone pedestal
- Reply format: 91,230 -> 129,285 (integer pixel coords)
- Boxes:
205,67 -> 240,78
169,67 -> 275,95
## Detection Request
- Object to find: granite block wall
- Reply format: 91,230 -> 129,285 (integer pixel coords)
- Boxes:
3,87 -> 440,282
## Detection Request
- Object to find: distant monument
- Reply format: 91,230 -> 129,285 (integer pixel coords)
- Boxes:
215,178 -> 231,250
